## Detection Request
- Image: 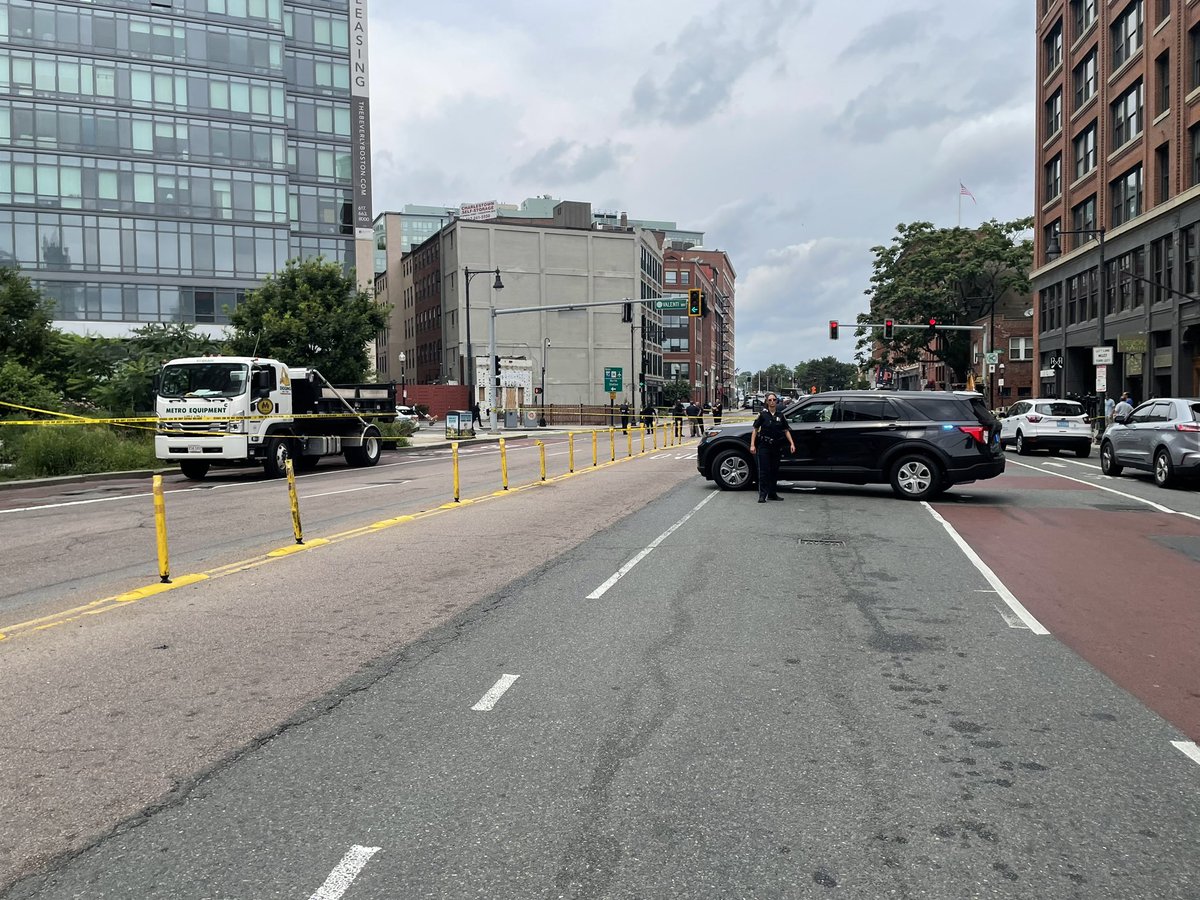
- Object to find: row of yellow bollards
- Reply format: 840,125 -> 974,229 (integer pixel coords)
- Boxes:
449,425 -> 685,503
152,425 -> 689,579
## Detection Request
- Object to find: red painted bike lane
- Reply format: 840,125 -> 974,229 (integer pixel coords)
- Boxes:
936,475 -> 1200,741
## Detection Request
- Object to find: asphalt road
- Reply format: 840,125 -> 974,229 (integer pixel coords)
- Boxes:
1,446 -> 1198,898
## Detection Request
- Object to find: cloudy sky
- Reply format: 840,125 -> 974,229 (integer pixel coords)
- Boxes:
367,0 -> 1034,374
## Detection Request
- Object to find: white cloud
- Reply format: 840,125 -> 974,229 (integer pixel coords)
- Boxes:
368,0 -> 1035,372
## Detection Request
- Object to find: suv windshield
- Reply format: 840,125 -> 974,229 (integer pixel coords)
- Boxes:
1035,402 -> 1082,416
159,362 -> 248,399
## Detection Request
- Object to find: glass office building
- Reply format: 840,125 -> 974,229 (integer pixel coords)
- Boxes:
0,0 -> 367,334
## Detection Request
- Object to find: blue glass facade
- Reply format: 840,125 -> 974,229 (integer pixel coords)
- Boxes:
0,0 -> 360,329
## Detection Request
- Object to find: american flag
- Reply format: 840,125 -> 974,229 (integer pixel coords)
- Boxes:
959,182 -> 976,203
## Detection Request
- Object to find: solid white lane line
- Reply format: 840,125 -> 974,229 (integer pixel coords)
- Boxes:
307,845 -> 380,900
472,673 -> 520,711
1008,459 -> 1196,519
1172,740 -> 1200,767
922,502 -> 1049,635
1042,461 -> 1067,469
305,481 -> 410,499
586,492 -> 718,600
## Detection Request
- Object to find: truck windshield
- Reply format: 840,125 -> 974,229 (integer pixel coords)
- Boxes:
159,362 -> 248,399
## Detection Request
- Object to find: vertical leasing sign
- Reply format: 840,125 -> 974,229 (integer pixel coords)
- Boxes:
349,0 -> 372,240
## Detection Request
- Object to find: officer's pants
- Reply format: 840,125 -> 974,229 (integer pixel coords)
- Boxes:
756,445 -> 782,499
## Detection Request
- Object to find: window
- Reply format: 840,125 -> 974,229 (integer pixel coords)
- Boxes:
1045,154 -> 1062,201
664,270 -> 677,284
1074,51 -> 1097,108
1155,50 -> 1170,115
1184,225 -> 1197,294
1112,81 -> 1143,148
788,400 -> 835,424
1072,195 -> 1097,236
1112,0 -> 1143,69
1156,0 -> 1170,25
1072,0 -> 1097,35
1111,165 -> 1143,226
1155,142 -> 1170,203
1073,124 -> 1096,179
1192,123 -> 1200,187
1046,90 -> 1062,136
1045,20 -> 1063,73
1150,235 -> 1174,303
837,399 -> 899,422
1191,23 -> 1200,90
1010,337 -> 1034,360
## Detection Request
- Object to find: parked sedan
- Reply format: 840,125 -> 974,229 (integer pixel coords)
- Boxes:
998,398 -> 1092,457
394,405 -> 422,429
1100,397 -> 1200,487
696,390 -> 1004,500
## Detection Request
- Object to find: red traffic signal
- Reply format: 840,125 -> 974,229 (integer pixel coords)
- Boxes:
883,319 -> 894,339
829,320 -> 839,340
927,317 -> 938,327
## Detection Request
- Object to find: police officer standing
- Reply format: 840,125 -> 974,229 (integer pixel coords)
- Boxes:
748,393 -> 795,502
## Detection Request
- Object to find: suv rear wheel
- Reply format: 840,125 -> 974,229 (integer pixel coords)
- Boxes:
712,448 -> 753,490
889,454 -> 941,501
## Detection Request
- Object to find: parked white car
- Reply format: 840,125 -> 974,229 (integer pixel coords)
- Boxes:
394,405 -> 422,429
999,398 -> 1091,457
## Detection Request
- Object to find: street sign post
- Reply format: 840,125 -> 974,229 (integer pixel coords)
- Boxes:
653,297 -> 688,311
985,351 -> 1000,365
1096,364 -> 1107,392
604,367 -> 623,392
1093,346 -> 1114,365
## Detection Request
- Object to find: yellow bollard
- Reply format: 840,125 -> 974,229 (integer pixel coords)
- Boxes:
640,426 -> 645,454
152,474 -> 170,583
626,427 -> 632,457
285,458 -> 303,544
499,437 -> 509,490
653,424 -> 658,450
452,441 -> 460,502
568,432 -> 575,472
537,439 -> 546,481
592,430 -> 598,467
609,427 -> 615,461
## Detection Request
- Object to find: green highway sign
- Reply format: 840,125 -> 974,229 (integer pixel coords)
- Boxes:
604,367 -> 623,392
654,297 -> 688,311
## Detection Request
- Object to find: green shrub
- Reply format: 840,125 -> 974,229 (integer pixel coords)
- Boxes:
11,425 -> 160,477
377,421 -> 412,445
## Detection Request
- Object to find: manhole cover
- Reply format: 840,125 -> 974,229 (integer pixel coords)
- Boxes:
799,538 -> 846,547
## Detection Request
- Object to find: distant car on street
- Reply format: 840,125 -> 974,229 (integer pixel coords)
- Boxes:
999,398 -> 1091,457
696,390 -> 1004,500
394,405 -> 422,429
1100,397 -> 1200,487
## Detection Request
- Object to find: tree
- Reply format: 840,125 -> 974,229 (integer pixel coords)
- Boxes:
226,257 -> 389,383
92,324 -> 223,414
0,267 -> 56,367
662,379 -> 692,406
857,218 -> 1033,385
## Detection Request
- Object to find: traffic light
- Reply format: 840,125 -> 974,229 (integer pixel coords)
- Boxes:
621,302 -> 633,323
883,319 -> 894,340
493,355 -> 500,375
925,317 -> 938,343
701,291 -> 709,318
687,288 -> 702,317
638,372 -> 646,389
829,320 -> 839,340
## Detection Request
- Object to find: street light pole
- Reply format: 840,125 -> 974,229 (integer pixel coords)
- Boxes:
463,267 -> 503,406
398,351 -> 406,405
539,337 -> 549,427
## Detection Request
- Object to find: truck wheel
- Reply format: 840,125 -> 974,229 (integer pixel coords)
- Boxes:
344,425 -> 382,467
179,461 -> 209,481
264,436 -> 291,478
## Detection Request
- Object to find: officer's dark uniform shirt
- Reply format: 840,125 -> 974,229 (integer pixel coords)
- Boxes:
753,408 -> 790,447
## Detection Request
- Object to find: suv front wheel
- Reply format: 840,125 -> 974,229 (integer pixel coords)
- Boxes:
889,454 -> 941,501
711,447 -> 754,491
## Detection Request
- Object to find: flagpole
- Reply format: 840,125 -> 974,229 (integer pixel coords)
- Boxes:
957,188 -> 961,228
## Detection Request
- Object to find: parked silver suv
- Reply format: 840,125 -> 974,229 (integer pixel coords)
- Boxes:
1100,397 -> 1200,487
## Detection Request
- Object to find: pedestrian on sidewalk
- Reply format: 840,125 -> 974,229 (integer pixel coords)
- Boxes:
620,401 -> 630,431
712,399 -> 723,426
471,402 -> 482,429
640,401 -> 655,431
671,399 -> 685,439
686,399 -> 701,436
749,393 -> 795,503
